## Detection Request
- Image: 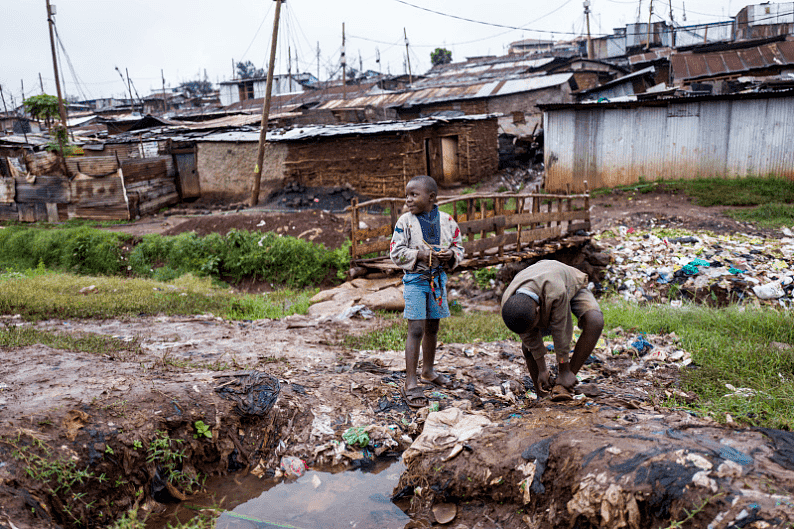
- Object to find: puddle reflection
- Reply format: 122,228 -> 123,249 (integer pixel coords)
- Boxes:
215,459 -> 408,529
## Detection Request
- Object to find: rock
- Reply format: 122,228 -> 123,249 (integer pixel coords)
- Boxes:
308,299 -> 355,319
358,286 -> 404,311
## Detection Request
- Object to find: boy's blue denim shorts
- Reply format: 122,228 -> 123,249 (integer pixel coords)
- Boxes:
402,270 -> 450,320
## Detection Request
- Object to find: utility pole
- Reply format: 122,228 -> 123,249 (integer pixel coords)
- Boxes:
669,0 -> 676,47
376,47 -> 381,72
646,0 -> 654,49
249,0 -> 283,207
232,58 -> 235,79
404,28 -> 413,86
46,0 -> 69,170
125,68 -> 134,110
341,23 -> 347,100
39,73 -> 45,93
161,69 -> 167,114
359,51 -> 363,76
0,85 -> 9,119
288,46 -> 293,92
584,0 -> 594,59
20,80 -> 29,143
316,41 -> 321,84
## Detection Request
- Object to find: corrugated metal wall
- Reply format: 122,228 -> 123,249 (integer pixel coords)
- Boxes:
544,95 -> 794,192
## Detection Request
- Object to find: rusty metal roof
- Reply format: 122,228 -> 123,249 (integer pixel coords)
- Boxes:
629,47 -> 673,66
197,114 -> 498,143
316,73 -> 574,111
671,40 -> 794,81
415,56 -> 557,88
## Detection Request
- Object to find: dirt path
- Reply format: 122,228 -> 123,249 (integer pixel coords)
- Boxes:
1,310 -> 792,528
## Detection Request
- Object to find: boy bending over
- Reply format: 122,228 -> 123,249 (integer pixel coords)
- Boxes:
390,175 -> 464,408
501,260 -> 604,401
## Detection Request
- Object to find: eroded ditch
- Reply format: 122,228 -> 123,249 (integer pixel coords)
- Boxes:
1,314 -> 793,529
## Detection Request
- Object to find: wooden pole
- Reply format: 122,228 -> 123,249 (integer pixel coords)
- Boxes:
39,72 -> 45,93
161,69 -> 166,114
404,28 -> 413,86
342,23 -> 347,100
46,0 -> 68,173
646,0 -> 653,49
249,0 -> 283,207
20,80 -> 29,143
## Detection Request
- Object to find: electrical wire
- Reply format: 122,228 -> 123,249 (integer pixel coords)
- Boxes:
53,22 -> 92,101
239,2 -> 274,63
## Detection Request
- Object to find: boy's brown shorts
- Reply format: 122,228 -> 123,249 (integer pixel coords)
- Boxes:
571,287 -> 602,326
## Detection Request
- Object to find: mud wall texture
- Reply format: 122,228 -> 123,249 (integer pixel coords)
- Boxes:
283,118 -> 498,198
196,141 -> 287,200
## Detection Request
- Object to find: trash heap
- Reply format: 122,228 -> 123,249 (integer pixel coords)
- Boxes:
598,226 -> 794,307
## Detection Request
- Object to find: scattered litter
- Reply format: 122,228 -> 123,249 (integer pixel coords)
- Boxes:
214,371 -> 280,417
280,455 -> 307,478
336,304 -> 376,321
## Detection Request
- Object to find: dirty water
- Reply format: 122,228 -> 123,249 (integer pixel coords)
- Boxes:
149,459 -> 408,529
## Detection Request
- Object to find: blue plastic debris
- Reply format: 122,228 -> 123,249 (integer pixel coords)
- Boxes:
631,335 -> 654,354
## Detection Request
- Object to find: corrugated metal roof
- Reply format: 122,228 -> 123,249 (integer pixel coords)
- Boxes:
671,41 -> 794,81
317,73 -> 573,111
416,57 -> 557,88
628,48 -> 673,66
197,114 -> 497,143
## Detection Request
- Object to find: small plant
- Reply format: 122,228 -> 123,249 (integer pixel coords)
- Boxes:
147,431 -> 202,493
105,444 -> 115,455
473,266 -> 498,290
133,440 -> 143,450
342,427 -> 370,448
193,420 -> 212,439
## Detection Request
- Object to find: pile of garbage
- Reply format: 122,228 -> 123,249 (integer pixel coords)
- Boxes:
598,226 -> 794,307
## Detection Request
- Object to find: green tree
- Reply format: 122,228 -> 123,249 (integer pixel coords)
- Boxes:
179,79 -> 214,98
430,48 -> 452,67
236,60 -> 265,79
23,94 -> 59,127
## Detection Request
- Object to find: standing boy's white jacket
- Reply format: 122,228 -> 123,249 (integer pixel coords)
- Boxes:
389,211 -> 465,272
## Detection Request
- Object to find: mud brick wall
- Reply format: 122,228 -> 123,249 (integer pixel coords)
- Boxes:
283,134 -> 417,198
196,141 -> 287,200
486,87 -> 572,131
283,118 -> 498,198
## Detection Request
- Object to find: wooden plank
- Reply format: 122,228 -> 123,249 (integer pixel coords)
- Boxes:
138,192 -> 179,216
458,216 -> 504,234
353,223 -> 392,242
15,176 -> 71,204
71,174 -> 127,208
504,209 -> 589,227
0,177 -> 14,203
71,204 -> 131,221
67,156 -> 119,176
519,226 -> 562,244
462,232 -> 518,255
356,239 -> 391,256
17,203 -> 36,222
0,202 -> 18,220
46,203 -> 59,223
121,159 -> 168,184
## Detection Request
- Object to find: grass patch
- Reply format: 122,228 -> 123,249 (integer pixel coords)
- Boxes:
346,302 -> 794,429
343,311 -> 516,350
0,326 -> 141,360
0,225 -> 350,288
0,269 -> 315,321
602,300 -> 794,430
668,176 -> 794,207
725,202 -> 794,228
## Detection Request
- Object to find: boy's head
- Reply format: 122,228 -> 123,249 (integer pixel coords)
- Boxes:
405,175 -> 438,215
501,292 -> 539,335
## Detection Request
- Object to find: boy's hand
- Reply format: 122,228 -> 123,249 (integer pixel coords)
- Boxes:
417,250 -> 431,265
436,249 -> 454,262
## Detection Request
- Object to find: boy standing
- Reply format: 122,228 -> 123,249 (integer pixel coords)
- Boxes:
390,175 -> 464,408
501,260 -> 604,401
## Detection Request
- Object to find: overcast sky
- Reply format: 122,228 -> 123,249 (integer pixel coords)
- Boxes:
0,0 -> 786,104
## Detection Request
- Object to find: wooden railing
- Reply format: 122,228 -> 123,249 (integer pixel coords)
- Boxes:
348,188 -> 591,271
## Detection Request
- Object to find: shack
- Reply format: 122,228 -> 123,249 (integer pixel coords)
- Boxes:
540,89 -> 794,192
195,114 -> 498,200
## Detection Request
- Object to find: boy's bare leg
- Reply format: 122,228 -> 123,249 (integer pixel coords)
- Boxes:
405,319 -> 425,390
559,310 -> 604,389
521,343 -> 550,397
420,319 -> 445,382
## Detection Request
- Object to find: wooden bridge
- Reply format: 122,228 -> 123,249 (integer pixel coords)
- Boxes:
348,188 -> 591,274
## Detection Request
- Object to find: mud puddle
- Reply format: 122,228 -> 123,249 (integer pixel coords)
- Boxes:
148,458 -> 407,529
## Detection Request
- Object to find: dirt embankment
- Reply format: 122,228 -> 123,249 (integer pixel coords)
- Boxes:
1,312 -> 793,529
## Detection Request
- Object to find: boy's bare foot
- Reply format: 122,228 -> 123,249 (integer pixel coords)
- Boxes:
557,364 -> 577,390
420,371 -> 453,388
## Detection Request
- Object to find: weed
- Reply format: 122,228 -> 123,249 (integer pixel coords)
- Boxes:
664,493 -> 724,528
193,420 -> 212,439
108,506 -> 146,529
473,266 -> 498,290
342,427 -> 370,448
0,325 -> 141,360
147,431 -> 203,493
133,440 -> 143,450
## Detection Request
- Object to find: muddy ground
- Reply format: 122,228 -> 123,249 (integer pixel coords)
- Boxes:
1,181 -> 792,529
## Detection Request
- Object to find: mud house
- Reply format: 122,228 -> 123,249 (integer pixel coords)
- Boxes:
194,114 -> 498,200
540,89 -> 794,192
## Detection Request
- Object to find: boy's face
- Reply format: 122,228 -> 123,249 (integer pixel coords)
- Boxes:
405,180 -> 435,215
